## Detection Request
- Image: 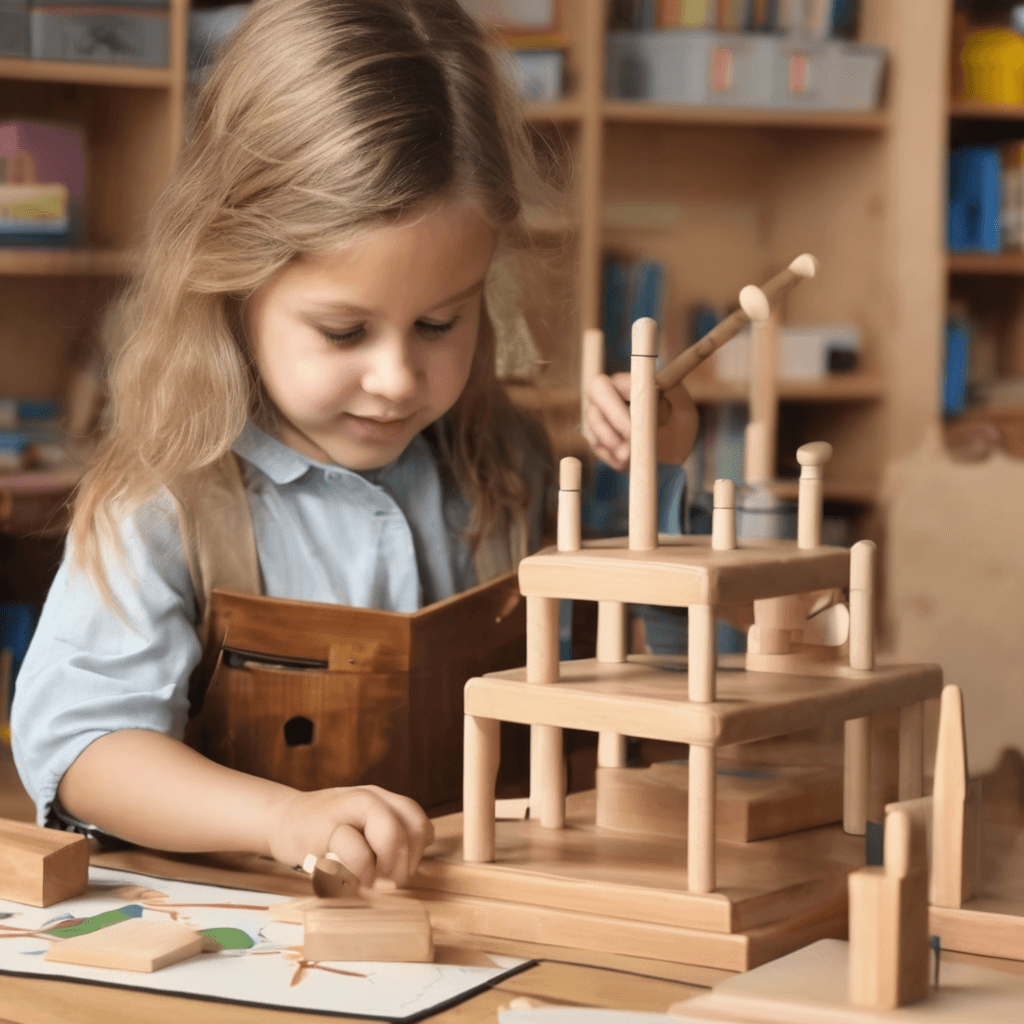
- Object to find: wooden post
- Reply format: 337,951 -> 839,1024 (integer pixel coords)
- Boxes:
849,539 -> 876,671
596,600 -> 627,768
557,457 -> 582,553
527,595 -> 562,826
844,718 -> 870,836
931,684 -> 976,909
747,308 -> 782,485
688,743 -> 717,894
580,328 -> 604,429
711,478 -> 736,550
688,604 -> 716,703
628,317 -> 658,552
796,441 -> 832,549
463,714 -> 500,862
848,808 -> 930,1009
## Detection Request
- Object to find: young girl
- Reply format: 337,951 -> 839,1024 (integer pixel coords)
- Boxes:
11,0 -> 698,887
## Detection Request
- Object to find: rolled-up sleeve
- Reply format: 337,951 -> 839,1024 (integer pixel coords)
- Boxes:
10,495 -> 201,826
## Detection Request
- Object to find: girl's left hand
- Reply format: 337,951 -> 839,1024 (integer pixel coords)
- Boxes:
584,372 -> 699,471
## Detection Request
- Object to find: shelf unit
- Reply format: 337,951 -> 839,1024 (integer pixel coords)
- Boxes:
519,1 -> 941,518
0,0 -> 189,539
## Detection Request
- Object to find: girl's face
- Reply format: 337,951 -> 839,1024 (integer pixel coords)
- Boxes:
248,200 -> 495,470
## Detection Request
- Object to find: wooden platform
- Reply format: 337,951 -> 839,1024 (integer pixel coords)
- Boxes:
671,938 -> 1024,1022
411,792 -> 861,972
466,656 -> 943,748
518,535 -> 851,606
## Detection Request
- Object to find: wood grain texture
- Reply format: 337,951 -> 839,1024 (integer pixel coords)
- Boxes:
44,918 -> 202,973
0,817 -> 89,907
303,900 -> 433,963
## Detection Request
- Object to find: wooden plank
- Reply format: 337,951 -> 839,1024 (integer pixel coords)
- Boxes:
518,538 -> 851,607
303,901 -> 433,963
930,905 -> 1024,962
464,658 -> 944,748
44,918 -> 202,973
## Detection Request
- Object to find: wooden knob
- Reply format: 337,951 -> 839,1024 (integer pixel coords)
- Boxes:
559,456 -> 582,491
631,317 -> 658,357
739,285 -> 770,323
797,441 -> 833,469
850,539 -> 876,593
788,253 -> 819,278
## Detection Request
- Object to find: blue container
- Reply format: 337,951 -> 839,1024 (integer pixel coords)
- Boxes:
948,146 -> 1002,252
944,317 -> 971,416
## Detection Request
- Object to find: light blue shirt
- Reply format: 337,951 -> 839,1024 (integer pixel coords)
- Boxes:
11,423 -> 481,826
11,422 -> 687,827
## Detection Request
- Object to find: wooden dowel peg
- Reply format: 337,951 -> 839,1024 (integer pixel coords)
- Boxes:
597,731 -> 627,768
654,253 -> 817,392
596,601 -> 626,663
463,715 -> 500,863
712,478 -> 736,550
526,596 -> 560,684
845,716 -> 870,835
580,328 -> 604,428
687,744 -> 717,893
557,457 -> 582,553
796,441 -> 832,549
849,539 -> 876,671
931,684 -> 973,909
536,724 -> 566,829
688,604 -> 716,703
629,317 -> 658,552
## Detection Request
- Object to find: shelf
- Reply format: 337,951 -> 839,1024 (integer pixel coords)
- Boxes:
0,248 -> 130,276
0,56 -> 174,88
688,373 -> 885,404
603,101 -> 888,131
950,100 -> 1024,121
948,251 -> 1024,276
525,98 -> 583,124
767,478 -> 878,505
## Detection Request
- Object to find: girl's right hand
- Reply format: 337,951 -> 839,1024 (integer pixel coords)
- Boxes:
265,785 -> 434,887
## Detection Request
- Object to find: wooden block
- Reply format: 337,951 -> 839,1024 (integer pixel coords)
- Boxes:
595,760 -> 844,843
270,895 -> 367,924
848,809 -> 929,1009
0,817 -> 89,907
303,899 -> 433,962
44,917 -> 203,973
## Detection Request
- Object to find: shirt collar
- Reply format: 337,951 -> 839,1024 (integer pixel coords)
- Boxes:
232,420 -> 430,486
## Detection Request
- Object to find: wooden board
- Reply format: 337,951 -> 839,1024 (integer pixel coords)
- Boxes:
43,918 -> 203,973
465,657 -> 943,748
670,938 -> 1024,1022
414,792 -> 862,945
518,536 -> 851,607
595,761 -> 843,843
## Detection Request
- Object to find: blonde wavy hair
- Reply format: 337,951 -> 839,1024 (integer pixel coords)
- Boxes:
72,0 -> 561,595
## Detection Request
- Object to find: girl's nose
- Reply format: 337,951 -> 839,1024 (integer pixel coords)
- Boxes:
361,334 -> 422,403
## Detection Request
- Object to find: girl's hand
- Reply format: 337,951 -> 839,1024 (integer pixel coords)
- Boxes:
266,785 -> 434,887
584,372 -> 699,471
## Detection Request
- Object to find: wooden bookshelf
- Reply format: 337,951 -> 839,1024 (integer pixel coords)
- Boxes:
1,0 -> 189,542
948,251 -> 1024,275
950,99 -> 1024,121
602,101 -> 888,131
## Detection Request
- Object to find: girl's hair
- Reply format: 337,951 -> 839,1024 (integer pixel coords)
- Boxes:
72,0 -> 560,593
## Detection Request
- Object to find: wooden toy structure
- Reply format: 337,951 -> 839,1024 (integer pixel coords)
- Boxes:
412,263 -> 946,972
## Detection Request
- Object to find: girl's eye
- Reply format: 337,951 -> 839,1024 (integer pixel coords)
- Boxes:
320,325 -> 366,346
416,316 -> 459,337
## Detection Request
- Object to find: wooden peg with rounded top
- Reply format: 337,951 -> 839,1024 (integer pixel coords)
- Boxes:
797,441 -> 833,549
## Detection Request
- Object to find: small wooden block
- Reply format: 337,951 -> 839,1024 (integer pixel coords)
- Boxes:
595,761 -> 843,843
0,817 -> 89,907
44,917 -> 203,973
303,898 -> 433,962
269,895 -> 368,924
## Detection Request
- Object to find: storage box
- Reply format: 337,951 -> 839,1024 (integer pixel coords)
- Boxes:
30,6 -> 168,67
0,1 -> 29,57
509,48 -> 563,102
607,30 -> 886,112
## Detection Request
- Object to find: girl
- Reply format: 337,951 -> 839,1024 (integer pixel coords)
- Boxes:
11,0 -> 698,887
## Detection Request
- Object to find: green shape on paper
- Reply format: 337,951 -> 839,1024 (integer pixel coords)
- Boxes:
199,927 -> 254,951
47,905 -> 144,939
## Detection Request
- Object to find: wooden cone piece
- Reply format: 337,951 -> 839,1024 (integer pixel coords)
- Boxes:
931,684 -> 973,909
628,317 -> 658,552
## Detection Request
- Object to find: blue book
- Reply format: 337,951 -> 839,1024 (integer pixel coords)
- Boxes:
944,317 -> 971,416
948,146 -> 1002,252
602,259 -> 630,374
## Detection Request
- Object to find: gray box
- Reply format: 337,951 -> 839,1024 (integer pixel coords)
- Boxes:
30,7 -> 168,67
509,49 -> 564,103
607,30 -> 885,112
0,1 -> 29,58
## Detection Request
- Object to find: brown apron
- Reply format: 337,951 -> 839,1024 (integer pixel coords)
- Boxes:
175,454 -> 529,812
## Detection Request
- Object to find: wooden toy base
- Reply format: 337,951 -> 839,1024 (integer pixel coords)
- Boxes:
671,938 -> 1024,1022
412,791 -> 862,972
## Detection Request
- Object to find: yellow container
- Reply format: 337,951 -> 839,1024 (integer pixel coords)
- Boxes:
961,29 -> 1024,106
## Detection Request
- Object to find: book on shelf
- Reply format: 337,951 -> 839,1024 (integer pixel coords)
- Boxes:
647,0 -> 858,35
601,256 -> 665,374
948,146 -> 1002,253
